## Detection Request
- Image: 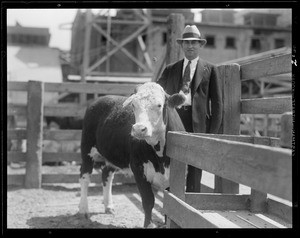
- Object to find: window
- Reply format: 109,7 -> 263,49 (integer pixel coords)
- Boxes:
274,39 -> 285,49
250,38 -> 261,50
225,37 -> 236,49
205,35 -> 215,48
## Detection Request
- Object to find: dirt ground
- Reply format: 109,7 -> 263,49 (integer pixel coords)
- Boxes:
6,164 -> 165,229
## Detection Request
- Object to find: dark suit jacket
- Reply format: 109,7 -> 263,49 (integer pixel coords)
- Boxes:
157,58 -> 222,133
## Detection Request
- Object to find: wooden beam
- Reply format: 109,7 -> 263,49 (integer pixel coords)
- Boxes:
163,191 -> 219,228
25,81 -> 44,188
165,14 -> 184,65
241,53 -> 292,81
191,133 -> 280,147
185,193 -> 249,210
92,23 -> 149,72
43,129 -> 82,141
241,96 -> 292,114
216,63 -> 241,194
80,9 -> 92,105
87,23 -> 150,74
267,198 -> 292,223
166,132 -> 292,201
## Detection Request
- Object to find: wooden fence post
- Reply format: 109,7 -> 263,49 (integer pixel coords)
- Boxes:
165,14 -> 184,65
215,63 -> 241,194
25,80 -> 44,188
165,13 -> 185,228
280,112 -> 292,149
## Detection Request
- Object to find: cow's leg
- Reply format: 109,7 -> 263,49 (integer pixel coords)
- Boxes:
102,165 -> 115,213
131,162 -> 155,228
78,140 -> 95,217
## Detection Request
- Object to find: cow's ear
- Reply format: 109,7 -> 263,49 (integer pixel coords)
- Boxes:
167,93 -> 186,108
123,94 -> 136,108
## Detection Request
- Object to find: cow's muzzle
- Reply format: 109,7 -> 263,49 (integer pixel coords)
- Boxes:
131,123 -> 151,139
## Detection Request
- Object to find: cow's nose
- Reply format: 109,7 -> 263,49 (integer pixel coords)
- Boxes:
132,124 -> 148,136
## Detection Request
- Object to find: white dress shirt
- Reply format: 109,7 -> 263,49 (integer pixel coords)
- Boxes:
179,56 -> 199,106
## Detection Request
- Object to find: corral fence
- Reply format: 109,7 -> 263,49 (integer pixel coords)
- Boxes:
7,82 -> 138,187
163,52 -> 293,228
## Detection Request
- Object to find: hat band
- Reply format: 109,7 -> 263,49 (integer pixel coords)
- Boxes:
182,32 -> 201,39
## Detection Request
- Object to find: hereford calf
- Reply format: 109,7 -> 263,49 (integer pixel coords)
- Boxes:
79,82 -> 185,228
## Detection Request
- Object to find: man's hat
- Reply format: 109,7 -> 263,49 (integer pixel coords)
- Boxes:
176,25 -> 207,46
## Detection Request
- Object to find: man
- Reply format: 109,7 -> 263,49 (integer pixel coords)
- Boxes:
157,25 -> 223,192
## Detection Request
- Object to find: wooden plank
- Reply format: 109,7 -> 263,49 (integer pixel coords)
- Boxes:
7,104 -> 26,116
280,112 -> 292,148
241,96 -> 292,114
7,129 -> 82,141
166,132 -> 292,201
7,129 -> 27,140
250,189 -> 267,212
165,13 -> 184,65
44,104 -> 85,117
163,191 -> 218,228
216,63 -> 241,194
44,82 -> 136,94
241,53 -> 292,80
43,130 -> 82,141
42,174 -> 133,184
43,152 -> 81,162
7,152 -> 26,163
267,198 -> 292,223
25,81 -> 44,188
7,81 -> 27,91
169,159 -> 186,201
8,81 -> 137,95
185,193 -> 249,210
8,173 -> 135,185
192,133 -> 280,147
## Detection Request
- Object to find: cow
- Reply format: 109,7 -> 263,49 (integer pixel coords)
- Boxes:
78,82 -> 186,228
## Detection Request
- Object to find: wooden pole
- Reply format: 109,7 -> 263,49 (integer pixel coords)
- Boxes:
166,14 -> 184,65
80,9 -> 92,105
280,112 -> 292,149
165,13 -> 184,229
25,81 -> 44,188
215,63 -> 241,194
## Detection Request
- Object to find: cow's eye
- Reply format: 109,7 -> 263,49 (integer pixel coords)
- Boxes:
157,104 -> 162,108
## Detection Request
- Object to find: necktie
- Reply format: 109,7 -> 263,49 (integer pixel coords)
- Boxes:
181,60 -> 191,94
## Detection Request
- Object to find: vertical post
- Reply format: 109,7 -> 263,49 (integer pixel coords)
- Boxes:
249,189 -> 267,212
80,9 -> 92,105
166,14 -> 184,65
25,81 -> 44,188
215,63 -> 240,194
165,13 -> 184,228
280,112 -> 292,149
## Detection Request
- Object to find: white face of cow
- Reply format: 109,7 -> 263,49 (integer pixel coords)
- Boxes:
123,83 -> 166,145
123,82 -> 185,157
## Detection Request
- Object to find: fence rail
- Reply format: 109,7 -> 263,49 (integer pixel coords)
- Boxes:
7,80 -> 138,186
164,52 -> 293,228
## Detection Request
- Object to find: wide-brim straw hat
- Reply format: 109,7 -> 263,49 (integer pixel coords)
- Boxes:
176,25 -> 207,46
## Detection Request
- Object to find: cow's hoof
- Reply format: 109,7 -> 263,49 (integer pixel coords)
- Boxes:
146,222 -> 157,228
105,207 -> 114,214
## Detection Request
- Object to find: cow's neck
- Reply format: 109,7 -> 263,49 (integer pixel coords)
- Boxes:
145,127 -> 166,157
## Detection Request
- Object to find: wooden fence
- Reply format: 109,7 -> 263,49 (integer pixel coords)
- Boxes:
163,52 -> 293,228
7,81 -> 138,187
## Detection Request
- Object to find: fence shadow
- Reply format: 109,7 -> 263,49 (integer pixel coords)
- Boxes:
26,213 -> 120,229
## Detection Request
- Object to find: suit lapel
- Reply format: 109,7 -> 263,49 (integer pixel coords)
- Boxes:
173,59 -> 184,93
192,58 -> 205,95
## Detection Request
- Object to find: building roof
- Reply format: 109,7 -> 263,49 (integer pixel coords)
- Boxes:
7,25 -> 50,36
7,45 -> 63,83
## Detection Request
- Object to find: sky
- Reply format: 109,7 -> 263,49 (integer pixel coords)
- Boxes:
7,9 -> 246,51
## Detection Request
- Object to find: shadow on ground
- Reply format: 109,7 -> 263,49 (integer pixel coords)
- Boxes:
26,213 -> 120,229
